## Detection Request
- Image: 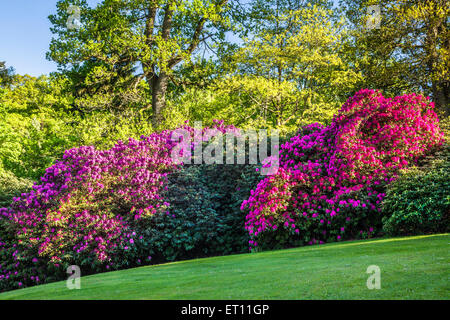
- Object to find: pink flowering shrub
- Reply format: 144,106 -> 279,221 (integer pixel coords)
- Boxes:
242,89 -> 444,249
0,121 -> 237,291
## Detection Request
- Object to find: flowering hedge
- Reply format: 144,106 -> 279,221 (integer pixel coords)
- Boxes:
242,89 -> 444,249
0,89 -> 445,292
0,121 -> 237,291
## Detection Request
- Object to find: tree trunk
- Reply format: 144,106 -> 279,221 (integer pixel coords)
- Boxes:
426,23 -> 449,117
151,72 -> 169,127
432,80 -> 450,116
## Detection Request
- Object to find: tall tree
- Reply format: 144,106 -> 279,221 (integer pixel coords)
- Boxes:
341,0 -> 449,116
48,0 -> 231,127
216,2 -> 361,128
0,62 -> 14,87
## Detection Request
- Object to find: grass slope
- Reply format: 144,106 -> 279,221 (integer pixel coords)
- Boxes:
1,234 -> 449,300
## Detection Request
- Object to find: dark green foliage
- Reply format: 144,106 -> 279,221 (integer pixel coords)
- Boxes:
201,163 -> 261,253
382,144 -> 450,236
146,165 -> 224,262
0,171 -> 33,208
135,162 -> 261,264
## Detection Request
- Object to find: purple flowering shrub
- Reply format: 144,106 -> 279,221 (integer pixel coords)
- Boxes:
0,121 -> 237,291
242,89 -> 444,249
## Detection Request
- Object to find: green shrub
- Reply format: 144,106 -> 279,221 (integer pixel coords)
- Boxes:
128,128 -> 266,263
139,165 -> 224,263
382,144 -> 450,236
200,163 -> 262,253
134,162 -> 261,263
0,171 -> 33,208
440,115 -> 450,144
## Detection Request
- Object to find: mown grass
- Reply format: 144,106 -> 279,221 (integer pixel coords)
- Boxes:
0,234 -> 448,300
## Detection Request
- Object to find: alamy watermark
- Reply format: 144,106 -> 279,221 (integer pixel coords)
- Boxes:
366,5 -> 381,30
66,5 -> 81,30
170,122 -> 279,175
66,265 -> 81,289
366,265 -> 381,289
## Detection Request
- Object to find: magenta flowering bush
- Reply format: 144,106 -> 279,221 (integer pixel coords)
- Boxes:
0,120 -> 237,291
242,89 -> 444,249
0,132 -> 176,290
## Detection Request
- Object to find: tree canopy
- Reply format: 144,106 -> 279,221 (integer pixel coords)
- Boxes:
48,0 -> 232,127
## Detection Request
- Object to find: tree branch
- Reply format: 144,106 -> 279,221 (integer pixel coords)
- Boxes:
168,0 -> 228,69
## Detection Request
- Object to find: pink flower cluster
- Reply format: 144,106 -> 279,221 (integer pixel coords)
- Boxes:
0,120 -> 237,290
242,89 -> 444,248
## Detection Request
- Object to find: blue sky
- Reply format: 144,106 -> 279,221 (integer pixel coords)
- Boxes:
0,0 -> 340,77
0,0 -> 100,76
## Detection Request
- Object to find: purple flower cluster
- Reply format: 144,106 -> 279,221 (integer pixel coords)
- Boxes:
0,121 -> 237,291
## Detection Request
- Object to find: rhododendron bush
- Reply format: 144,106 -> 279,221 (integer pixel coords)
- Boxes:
242,89 -> 444,249
0,89 -> 445,293
0,121 -> 238,291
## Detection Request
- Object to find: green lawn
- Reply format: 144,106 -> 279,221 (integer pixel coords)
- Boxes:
1,234 -> 449,300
